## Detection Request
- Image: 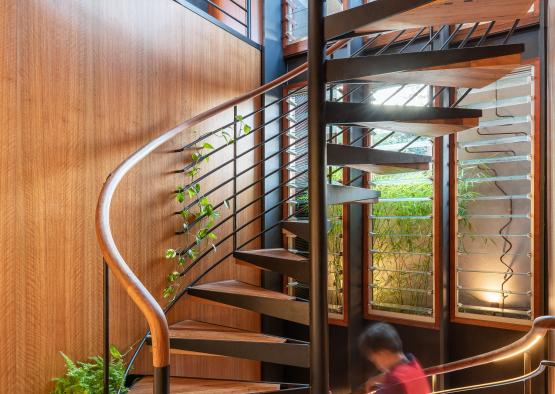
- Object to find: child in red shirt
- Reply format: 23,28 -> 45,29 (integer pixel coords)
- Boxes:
358,323 -> 431,394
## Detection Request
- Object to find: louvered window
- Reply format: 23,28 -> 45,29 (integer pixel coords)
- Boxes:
453,64 -> 539,326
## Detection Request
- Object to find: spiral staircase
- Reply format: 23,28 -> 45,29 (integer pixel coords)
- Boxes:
95,0 -> 551,393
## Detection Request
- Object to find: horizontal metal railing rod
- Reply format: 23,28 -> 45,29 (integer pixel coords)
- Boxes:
175,85 -> 307,153
177,102 -> 308,173
457,286 -> 531,296
457,268 -> 531,276
175,153 -> 307,218
458,232 -> 531,238
457,303 -> 531,317
370,266 -> 432,276
227,0 -> 247,12
369,250 -> 432,256
457,250 -> 530,257
370,215 -> 433,220
176,168 -> 308,237
204,0 -> 248,28
369,301 -> 432,315
370,232 -> 432,238
369,284 -> 432,294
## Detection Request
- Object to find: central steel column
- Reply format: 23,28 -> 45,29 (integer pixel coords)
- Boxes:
308,0 -> 329,392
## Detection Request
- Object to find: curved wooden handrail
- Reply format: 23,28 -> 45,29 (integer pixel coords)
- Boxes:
95,39 -> 348,369
425,316 -> 555,376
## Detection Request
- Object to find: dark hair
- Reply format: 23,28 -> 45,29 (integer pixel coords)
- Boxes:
359,323 -> 403,354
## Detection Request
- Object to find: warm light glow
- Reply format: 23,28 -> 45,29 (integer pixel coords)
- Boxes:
494,335 -> 543,362
484,291 -> 503,304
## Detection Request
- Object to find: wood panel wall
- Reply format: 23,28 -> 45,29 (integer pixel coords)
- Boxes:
548,1 -> 555,392
0,1 -> 261,392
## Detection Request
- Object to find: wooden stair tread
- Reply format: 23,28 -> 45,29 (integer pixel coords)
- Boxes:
354,55 -> 522,89
234,249 -> 309,282
354,0 -> 533,35
327,184 -> 380,204
168,320 -> 286,343
235,248 -> 307,262
354,120 -> 477,137
129,377 -> 280,393
327,144 -> 431,174
326,45 -> 523,89
346,162 -> 429,174
325,103 -> 481,137
191,280 -> 295,301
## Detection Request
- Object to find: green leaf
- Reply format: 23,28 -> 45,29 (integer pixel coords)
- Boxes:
186,167 -> 199,178
243,124 -> 252,134
199,197 -> 210,206
191,152 -> 201,162
180,209 -> 190,219
187,248 -> 197,259
176,192 -> 185,203
109,345 -> 121,360
203,142 -> 214,150
187,186 -> 198,198
235,114 -> 244,122
207,232 -> 217,239
167,271 -> 180,282
163,286 -> 175,298
165,249 -> 176,259
195,184 -> 201,193
178,257 -> 186,266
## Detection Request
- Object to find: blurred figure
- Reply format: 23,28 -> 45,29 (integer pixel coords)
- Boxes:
357,323 -> 431,394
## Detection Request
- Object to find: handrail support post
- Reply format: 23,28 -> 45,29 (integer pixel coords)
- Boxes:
233,106 -> 239,251
308,0 -> 329,392
103,260 -> 110,394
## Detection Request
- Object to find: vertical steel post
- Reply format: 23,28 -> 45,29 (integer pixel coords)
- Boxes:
524,352 -> 532,394
103,260 -> 110,394
233,106 -> 239,251
308,0 -> 329,392
246,0 -> 251,39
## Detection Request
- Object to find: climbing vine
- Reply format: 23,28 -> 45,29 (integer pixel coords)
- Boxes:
163,115 -> 252,300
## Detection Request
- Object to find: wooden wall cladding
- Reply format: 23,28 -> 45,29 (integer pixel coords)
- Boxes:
0,0 -> 261,392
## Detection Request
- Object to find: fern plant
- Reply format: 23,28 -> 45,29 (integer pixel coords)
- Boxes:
51,346 -> 128,394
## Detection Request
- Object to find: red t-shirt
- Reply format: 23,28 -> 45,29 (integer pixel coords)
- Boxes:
375,355 -> 431,394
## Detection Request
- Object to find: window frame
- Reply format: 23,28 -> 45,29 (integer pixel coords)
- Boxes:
449,58 -> 542,331
362,132 -> 442,330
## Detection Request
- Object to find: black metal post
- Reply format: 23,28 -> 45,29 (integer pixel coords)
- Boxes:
233,106 -> 238,251
103,260 -> 110,394
154,366 -> 170,394
246,0 -> 251,39
308,0 -> 329,392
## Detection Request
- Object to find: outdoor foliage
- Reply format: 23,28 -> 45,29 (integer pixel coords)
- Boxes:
370,171 -> 434,314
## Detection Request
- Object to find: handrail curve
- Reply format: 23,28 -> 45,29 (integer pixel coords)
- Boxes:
425,316 -> 555,377
95,39 -> 347,370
